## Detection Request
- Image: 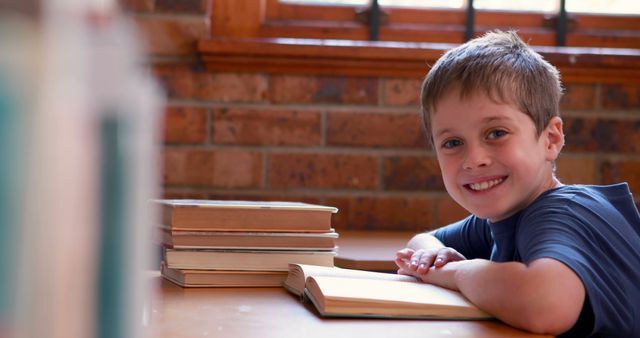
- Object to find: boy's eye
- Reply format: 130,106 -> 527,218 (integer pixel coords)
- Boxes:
487,129 -> 508,140
442,139 -> 463,149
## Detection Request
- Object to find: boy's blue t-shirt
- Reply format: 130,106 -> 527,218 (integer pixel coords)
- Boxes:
434,183 -> 640,338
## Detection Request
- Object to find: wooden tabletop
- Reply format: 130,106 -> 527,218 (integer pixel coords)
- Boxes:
150,274 -> 552,338
335,230 -> 416,271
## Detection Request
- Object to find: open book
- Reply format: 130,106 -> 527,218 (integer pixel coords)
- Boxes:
284,264 -> 491,320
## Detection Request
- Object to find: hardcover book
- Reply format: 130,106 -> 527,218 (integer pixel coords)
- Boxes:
159,228 -> 338,250
161,263 -> 288,287
285,264 -> 491,320
157,200 -> 338,232
163,249 -> 336,271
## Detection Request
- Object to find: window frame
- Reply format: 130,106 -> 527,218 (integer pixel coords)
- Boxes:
202,0 -> 640,83
240,0 -> 640,48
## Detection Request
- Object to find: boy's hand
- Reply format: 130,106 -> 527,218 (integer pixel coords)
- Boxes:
395,247 -> 466,275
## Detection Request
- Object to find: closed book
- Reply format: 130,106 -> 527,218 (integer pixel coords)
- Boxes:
157,200 -> 337,232
285,264 -> 491,320
159,228 -> 338,250
163,249 -> 336,271
161,263 -> 288,287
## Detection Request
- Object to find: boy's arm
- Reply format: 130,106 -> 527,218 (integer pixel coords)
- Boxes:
402,257 -> 585,335
407,231 -> 444,250
396,231 -> 467,274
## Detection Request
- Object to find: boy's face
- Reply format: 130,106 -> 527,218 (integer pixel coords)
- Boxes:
431,89 -> 563,222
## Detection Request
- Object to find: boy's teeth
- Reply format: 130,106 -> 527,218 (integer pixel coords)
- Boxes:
469,178 -> 503,191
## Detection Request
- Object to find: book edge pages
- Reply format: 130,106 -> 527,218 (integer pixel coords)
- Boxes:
305,275 -> 492,320
155,199 -> 338,213
304,279 -> 490,320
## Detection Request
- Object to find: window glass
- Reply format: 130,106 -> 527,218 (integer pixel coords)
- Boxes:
279,0 -> 366,5
379,0 -> 463,8
279,0 -> 640,15
566,0 -> 640,14
473,0 -> 557,12
279,0 -> 463,8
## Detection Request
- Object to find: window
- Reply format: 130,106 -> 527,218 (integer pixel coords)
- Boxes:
250,0 -> 640,48
203,0 -> 640,80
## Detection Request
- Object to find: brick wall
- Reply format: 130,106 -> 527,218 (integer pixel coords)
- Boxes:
122,1 -> 640,232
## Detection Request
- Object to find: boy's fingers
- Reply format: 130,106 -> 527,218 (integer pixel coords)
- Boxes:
417,254 -> 436,273
409,250 -> 427,270
434,248 -> 466,267
419,251 -> 437,266
397,267 -> 415,277
395,248 -> 414,258
394,256 -> 409,269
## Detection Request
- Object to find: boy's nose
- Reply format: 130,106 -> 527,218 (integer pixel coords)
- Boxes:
462,145 -> 492,170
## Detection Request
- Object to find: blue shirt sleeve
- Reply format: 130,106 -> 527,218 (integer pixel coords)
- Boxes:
433,215 -> 493,260
515,185 -> 640,337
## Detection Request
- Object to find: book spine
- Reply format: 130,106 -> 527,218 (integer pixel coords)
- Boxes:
93,14 -> 162,338
0,16 -> 30,335
6,5 -> 163,338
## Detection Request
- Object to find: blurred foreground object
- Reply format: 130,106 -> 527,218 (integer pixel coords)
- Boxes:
0,1 -> 164,338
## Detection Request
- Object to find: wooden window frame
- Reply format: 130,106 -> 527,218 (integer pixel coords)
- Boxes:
212,0 -> 640,48
199,0 -> 640,83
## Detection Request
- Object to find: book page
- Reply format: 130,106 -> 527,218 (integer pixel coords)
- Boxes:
284,264 -> 417,296
157,199 -> 338,212
306,275 -> 491,319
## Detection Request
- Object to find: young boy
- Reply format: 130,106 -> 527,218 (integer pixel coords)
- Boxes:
395,31 -> 640,337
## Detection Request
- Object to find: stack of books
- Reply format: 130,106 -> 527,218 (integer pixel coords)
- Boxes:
157,200 -> 339,287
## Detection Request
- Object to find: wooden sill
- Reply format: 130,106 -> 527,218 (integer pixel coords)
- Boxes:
197,38 -> 640,84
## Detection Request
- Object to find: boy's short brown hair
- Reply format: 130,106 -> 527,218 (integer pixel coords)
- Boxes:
421,30 -> 563,141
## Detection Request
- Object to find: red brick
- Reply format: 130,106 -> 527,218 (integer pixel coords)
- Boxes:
134,15 -> 208,56
154,0 -> 207,13
162,191 -> 210,199
153,64 -> 268,102
163,148 -> 263,188
601,160 -> 640,194
435,196 -> 469,228
153,64 -> 194,98
164,106 -> 207,144
268,153 -> 379,189
383,156 -> 443,190
206,194 -> 324,205
383,78 -> 422,106
119,0 -> 154,12
556,157 -> 596,184
326,196 -> 434,231
602,84 -> 640,109
327,111 -> 428,148
270,75 -> 378,105
162,191 -> 324,205
563,117 -> 640,153
196,73 -> 269,102
560,84 -> 597,110
212,108 -> 321,146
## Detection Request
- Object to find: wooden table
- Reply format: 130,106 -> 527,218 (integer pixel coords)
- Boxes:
335,230 -> 416,271
150,275 -> 552,338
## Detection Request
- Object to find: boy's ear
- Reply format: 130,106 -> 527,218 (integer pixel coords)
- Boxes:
543,116 -> 564,161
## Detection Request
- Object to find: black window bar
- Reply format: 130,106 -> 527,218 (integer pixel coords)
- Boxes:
361,0 -> 568,47
368,0 -> 381,41
465,0 -> 475,41
556,0 -> 567,46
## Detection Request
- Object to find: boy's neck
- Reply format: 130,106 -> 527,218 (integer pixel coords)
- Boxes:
550,176 -> 564,190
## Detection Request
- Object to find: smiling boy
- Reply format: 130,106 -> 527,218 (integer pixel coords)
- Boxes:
395,31 -> 640,337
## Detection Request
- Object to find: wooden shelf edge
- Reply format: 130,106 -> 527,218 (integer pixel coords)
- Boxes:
197,37 -> 640,83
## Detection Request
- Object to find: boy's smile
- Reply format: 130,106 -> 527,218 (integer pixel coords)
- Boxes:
431,89 -> 564,222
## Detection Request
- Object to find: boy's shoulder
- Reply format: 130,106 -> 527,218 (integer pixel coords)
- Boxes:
533,183 -> 632,207
519,182 -> 638,228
